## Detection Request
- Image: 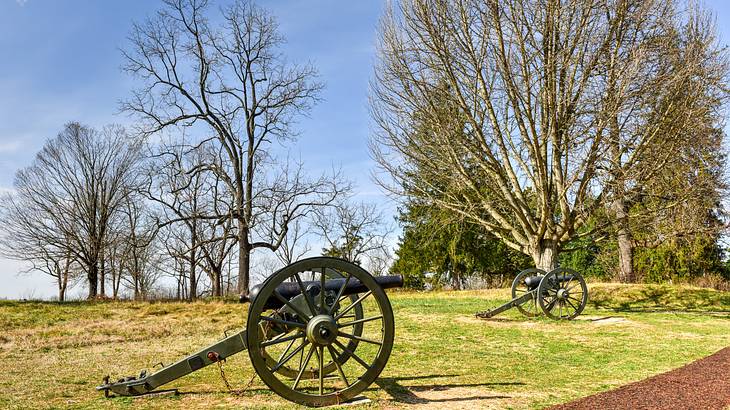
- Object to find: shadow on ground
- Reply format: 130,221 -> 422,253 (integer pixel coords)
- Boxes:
375,374 -> 519,404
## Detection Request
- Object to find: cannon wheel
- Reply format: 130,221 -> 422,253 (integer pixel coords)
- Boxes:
537,267 -> 588,320
246,257 -> 395,407
260,267 -> 364,380
512,268 -> 546,318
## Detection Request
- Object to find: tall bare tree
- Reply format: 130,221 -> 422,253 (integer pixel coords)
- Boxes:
314,200 -> 393,268
603,5 -> 728,281
0,123 -> 142,298
122,0 -> 345,296
370,0 -> 725,271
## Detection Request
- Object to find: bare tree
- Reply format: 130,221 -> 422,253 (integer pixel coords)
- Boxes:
370,0 -> 725,272
274,218 -> 311,266
115,194 -> 159,300
314,200 -> 393,269
602,5 -> 728,281
0,224 -> 77,301
0,123 -> 142,298
122,0 -> 344,297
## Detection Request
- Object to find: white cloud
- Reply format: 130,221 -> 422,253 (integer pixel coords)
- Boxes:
16,0 -> 28,6
0,140 -> 22,153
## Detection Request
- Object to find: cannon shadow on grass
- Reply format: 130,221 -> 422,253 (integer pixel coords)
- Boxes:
588,285 -> 730,317
373,374 -> 519,404
143,374 -> 520,405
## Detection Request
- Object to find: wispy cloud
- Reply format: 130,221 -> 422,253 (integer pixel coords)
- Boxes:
0,140 -> 22,154
16,0 -> 28,6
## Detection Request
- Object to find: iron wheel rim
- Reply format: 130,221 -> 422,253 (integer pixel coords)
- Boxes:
246,257 -> 395,407
512,268 -> 546,318
537,267 -> 588,320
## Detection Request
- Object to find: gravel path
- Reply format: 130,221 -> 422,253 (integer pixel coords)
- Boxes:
551,347 -> 730,410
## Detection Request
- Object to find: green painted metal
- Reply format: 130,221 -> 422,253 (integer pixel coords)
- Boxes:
262,268 -> 365,380
537,267 -> 588,320
512,268 -> 546,317
476,292 -> 535,318
96,329 -> 247,396
246,257 -> 396,407
476,267 -> 588,320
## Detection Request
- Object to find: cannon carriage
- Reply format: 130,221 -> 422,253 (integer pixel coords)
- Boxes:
97,257 -> 402,407
476,267 -> 589,320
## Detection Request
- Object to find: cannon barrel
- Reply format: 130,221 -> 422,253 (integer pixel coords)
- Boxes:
524,274 -> 577,289
240,274 -> 403,308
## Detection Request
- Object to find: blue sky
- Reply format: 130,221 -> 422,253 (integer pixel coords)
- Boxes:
0,0 -> 386,298
0,0 -> 728,298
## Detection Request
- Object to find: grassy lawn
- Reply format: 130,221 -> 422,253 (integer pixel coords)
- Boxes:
0,283 -> 728,409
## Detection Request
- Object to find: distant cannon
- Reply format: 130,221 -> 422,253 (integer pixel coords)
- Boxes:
97,257 -> 403,407
476,267 -> 588,320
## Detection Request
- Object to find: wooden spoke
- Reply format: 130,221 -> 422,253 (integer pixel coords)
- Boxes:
333,339 -> 371,371
338,331 -> 383,346
294,273 -> 318,315
565,298 -> 580,312
272,339 -> 309,372
293,344 -> 316,391
318,346 -> 324,395
320,268 -> 326,314
276,336 -> 298,364
261,315 -> 306,329
261,332 -> 304,348
339,315 -> 383,328
328,273 -> 351,315
327,345 -> 349,387
334,290 -> 372,321
274,290 -> 311,321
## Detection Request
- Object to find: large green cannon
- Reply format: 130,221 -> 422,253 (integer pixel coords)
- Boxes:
476,267 -> 588,320
97,257 -> 403,407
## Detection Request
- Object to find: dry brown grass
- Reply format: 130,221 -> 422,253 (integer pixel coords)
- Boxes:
0,284 -> 728,409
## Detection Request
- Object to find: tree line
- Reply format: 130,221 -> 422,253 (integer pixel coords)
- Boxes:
0,0 -> 391,301
372,0 -> 729,289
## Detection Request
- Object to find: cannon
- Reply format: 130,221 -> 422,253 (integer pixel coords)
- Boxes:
476,267 -> 588,320
97,257 -> 403,407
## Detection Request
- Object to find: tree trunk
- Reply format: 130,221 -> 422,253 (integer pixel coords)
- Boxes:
238,221 -> 250,297
611,198 -> 635,282
210,266 -> 222,297
531,239 -> 558,272
99,252 -> 106,298
59,259 -> 70,302
87,262 -> 98,299
452,269 -> 461,290
58,278 -> 66,302
189,247 -> 197,301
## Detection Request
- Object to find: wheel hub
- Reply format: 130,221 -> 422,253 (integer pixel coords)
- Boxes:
556,288 -> 569,300
306,314 -> 338,346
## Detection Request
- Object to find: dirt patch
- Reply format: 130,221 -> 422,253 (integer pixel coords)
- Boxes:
381,385 -> 514,410
551,346 -> 730,410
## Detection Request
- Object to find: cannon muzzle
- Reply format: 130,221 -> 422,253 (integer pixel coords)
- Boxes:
241,274 -> 403,308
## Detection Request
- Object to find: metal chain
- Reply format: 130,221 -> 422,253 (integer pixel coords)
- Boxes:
215,320 -> 277,396
216,358 -> 257,396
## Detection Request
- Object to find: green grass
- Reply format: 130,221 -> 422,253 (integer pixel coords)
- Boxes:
0,283 -> 728,409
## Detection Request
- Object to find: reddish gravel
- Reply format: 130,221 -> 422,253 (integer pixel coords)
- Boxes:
551,347 -> 730,410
